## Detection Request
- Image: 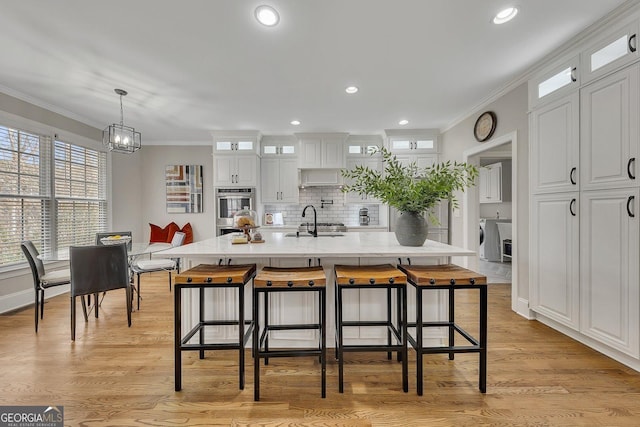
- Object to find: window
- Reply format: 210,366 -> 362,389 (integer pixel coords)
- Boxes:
0,124 -> 107,268
54,140 -> 107,251
0,127 -> 52,266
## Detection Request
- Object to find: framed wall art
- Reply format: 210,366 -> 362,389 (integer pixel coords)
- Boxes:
165,164 -> 203,213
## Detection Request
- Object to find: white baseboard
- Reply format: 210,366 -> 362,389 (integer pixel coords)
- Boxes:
0,284 -> 70,314
514,296 -> 535,319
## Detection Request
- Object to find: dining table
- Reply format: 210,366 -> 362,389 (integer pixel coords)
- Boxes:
39,242 -> 173,262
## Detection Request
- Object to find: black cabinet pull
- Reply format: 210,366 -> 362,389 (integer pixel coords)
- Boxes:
570,167 -> 577,185
628,158 -> 636,180
571,67 -> 577,82
627,196 -> 635,218
570,198 -> 576,217
629,34 -> 637,53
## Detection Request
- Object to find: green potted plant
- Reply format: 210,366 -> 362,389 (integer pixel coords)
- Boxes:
341,147 -> 478,246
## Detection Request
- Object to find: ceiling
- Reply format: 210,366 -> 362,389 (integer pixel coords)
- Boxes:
0,0 -> 629,143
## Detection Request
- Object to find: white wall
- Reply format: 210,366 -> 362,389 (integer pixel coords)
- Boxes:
440,82 -> 529,300
111,145 -> 217,243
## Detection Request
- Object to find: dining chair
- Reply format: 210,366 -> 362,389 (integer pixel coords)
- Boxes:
130,231 -> 186,309
69,244 -> 132,340
21,240 -> 72,333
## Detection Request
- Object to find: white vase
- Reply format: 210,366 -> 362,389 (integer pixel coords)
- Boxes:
395,211 -> 428,246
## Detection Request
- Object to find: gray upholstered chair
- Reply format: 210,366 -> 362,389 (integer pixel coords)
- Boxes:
21,240 -> 71,332
130,231 -> 185,309
69,244 -> 132,340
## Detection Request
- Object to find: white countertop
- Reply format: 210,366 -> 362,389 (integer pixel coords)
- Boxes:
154,232 -> 474,259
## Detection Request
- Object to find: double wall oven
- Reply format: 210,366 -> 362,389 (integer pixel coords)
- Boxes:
216,187 -> 255,235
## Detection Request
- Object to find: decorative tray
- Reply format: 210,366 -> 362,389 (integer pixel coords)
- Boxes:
100,236 -> 132,245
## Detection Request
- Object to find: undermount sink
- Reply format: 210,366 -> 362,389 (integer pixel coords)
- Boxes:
284,232 -> 345,238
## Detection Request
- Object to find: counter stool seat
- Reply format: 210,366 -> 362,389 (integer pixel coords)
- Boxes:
253,266 -> 327,401
173,263 -> 256,392
398,264 -> 487,395
334,264 -> 408,393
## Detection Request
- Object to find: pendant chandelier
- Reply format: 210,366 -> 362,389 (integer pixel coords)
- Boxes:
103,88 -> 141,154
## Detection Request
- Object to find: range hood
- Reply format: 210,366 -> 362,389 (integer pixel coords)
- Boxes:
299,169 -> 344,188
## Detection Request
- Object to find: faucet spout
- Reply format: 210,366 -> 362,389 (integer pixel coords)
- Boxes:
302,205 -> 318,237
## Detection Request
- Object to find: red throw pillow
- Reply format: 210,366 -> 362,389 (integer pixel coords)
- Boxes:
165,222 -> 180,243
180,223 -> 194,244
149,222 -> 180,243
149,223 -> 169,243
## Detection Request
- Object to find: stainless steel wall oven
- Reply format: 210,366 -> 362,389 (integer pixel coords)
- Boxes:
216,187 -> 255,234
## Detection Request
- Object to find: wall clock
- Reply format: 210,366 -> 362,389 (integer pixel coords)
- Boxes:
473,111 -> 497,142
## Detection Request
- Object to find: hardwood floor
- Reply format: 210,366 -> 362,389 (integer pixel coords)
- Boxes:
2,272 -> 640,426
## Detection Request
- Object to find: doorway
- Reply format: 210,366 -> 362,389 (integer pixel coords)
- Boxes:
463,131 -> 519,312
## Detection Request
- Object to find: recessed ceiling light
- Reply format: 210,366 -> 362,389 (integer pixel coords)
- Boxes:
493,7 -> 518,24
255,5 -> 280,27
290,120 -> 301,125
398,119 -> 409,126
345,86 -> 359,94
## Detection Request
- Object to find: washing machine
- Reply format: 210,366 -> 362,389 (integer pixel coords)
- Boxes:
479,218 -> 511,261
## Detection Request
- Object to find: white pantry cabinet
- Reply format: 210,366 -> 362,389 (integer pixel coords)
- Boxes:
261,157 -> 299,203
580,188 -> 639,357
529,193 -> 580,330
580,63 -> 639,192
530,92 -> 580,194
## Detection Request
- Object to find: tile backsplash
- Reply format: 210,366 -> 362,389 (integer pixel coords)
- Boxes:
264,187 -> 380,226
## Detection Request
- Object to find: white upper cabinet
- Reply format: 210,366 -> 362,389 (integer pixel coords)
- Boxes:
261,135 -> 297,157
479,164 -> 501,204
213,154 -> 257,187
212,131 -> 260,154
344,157 -> 383,203
345,135 -> 383,156
580,63 -> 639,191
261,157 -> 299,203
529,55 -> 579,109
581,14 -> 639,84
530,92 -> 580,194
297,133 -> 347,168
385,129 -> 439,155
388,138 -> 437,153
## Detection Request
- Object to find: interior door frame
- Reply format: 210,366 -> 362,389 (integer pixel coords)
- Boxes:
462,131 -> 521,314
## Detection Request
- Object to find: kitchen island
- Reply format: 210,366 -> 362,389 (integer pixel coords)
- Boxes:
155,231 -> 474,260
156,232 -> 475,348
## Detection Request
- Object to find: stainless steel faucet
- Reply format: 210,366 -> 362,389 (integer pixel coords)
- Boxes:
302,205 -> 318,237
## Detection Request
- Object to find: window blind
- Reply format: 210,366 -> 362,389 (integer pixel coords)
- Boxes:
0,126 -> 52,266
54,140 -> 107,251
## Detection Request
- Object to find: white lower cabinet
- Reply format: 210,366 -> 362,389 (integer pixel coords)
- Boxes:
530,193 -> 580,330
579,188 -> 640,357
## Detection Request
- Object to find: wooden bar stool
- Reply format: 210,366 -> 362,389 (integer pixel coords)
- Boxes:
253,266 -> 327,401
397,264 -> 487,395
334,264 -> 408,393
173,263 -> 256,391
